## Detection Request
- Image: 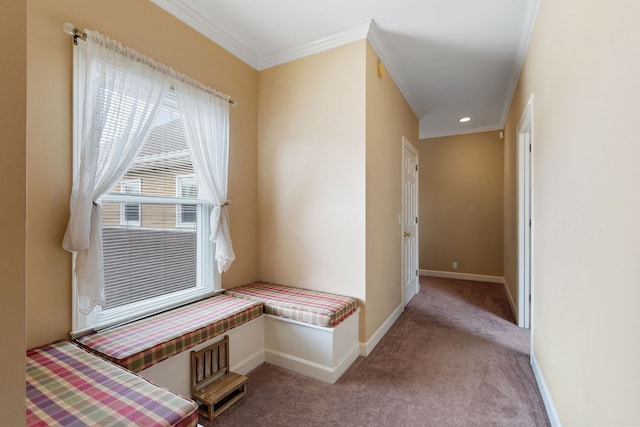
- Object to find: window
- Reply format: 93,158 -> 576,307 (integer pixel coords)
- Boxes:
71,41 -> 220,333
176,175 -> 198,227
96,89 -> 216,324
120,179 -> 141,226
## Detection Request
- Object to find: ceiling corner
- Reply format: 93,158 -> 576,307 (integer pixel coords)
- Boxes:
150,0 -> 260,69
257,22 -> 371,70
367,21 -> 423,120
497,0 -> 541,127
419,122 -> 503,140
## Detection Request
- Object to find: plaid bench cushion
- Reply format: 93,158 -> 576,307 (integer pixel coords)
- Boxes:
225,282 -> 358,327
26,341 -> 198,427
76,295 -> 264,372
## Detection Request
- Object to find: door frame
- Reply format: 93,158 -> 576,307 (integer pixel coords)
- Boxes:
517,95 -> 534,330
401,136 -> 420,306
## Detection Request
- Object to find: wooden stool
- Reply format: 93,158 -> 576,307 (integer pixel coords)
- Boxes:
190,335 -> 248,421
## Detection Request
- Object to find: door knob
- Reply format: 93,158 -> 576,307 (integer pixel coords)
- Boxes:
404,232 -> 411,237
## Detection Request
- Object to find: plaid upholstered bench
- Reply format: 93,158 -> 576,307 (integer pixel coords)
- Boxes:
225,282 -> 358,327
27,340 -> 198,427
76,294 -> 265,396
225,282 -> 360,383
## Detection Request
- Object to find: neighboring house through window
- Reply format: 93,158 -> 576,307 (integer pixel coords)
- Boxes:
176,175 -> 198,227
120,179 -> 141,226
68,37 -> 226,334
95,89 -> 215,327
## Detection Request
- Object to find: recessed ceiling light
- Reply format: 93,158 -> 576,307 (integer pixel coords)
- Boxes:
458,117 -> 471,123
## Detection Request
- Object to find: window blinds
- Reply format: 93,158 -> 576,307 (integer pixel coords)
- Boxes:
99,89 -> 214,311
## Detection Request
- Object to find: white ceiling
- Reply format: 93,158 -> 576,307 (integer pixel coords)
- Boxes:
151,0 -> 539,139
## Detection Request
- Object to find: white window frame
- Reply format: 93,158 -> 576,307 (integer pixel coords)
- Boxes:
70,41 -> 220,336
119,179 -> 141,226
176,175 -> 199,228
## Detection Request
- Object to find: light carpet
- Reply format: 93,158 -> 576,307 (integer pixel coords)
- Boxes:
203,276 -> 549,426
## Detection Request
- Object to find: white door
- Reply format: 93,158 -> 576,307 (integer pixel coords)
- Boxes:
402,137 -> 419,306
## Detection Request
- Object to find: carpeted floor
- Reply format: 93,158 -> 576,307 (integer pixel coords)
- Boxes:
202,276 -> 550,426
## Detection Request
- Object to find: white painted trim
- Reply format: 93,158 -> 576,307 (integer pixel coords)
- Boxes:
502,278 -> 518,323
265,343 -> 360,384
232,348 -> 265,376
144,7 -> 419,124
359,303 -> 403,356
517,94 -> 534,329
367,21 -> 422,120
420,125 -> 503,140
150,0 -> 259,68
149,3 -> 374,76
258,22 -> 371,70
420,269 -> 505,284
531,352 -> 562,427
264,308 -> 359,383
498,0 -> 541,128
265,350 -> 331,383
333,343 -> 361,380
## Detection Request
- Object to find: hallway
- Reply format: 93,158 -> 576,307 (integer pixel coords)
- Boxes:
208,276 -> 549,426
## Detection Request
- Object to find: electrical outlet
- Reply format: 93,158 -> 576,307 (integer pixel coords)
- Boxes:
452,261 -> 458,270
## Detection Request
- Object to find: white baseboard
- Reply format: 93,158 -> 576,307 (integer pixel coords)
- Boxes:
531,352 -> 562,427
502,278 -> 518,323
265,343 -> 359,384
333,343 -> 361,380
420,269 -> 505,284
232,348 -> 265,376
359,303 -> 403,356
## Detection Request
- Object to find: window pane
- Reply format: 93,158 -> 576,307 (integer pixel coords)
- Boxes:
120,180 -> 141,225
181,181 -> 198,198
71,45 -> 223,334
98,90 -> 214,317
103,203 -> 199,310
177,176 -> 198,226
180,204 -> 197,223
124,204 -> 140,222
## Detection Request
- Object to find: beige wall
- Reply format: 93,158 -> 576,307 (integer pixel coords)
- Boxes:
365,43 -> 419,338
503,0 -> 640,424
419,131 -> 503,276
26,0 -> 258,349
0,0 -> 27,424
257,40 -> 418,342
257,41 -> 368,337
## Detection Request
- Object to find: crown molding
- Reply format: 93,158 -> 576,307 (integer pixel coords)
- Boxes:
498,0 -> 541,127
257,22 -> 371,70
366,20 -> 423,120
151,0 -> 259,69
419,124 -> 503,140
150,2 -> 424,126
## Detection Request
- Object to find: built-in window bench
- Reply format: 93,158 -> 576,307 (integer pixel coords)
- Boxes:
226,282 -> 360,384
76,294 -> 266,397
76,284 -> 361,397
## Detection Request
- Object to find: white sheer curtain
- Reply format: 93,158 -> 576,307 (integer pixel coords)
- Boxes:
175,81 -> 235,272
62,30 -> 171,314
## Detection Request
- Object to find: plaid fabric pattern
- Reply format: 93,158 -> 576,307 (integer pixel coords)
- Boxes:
26,341 -> 198,427
225,282 -> 358,327
77,295 -> 264,372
